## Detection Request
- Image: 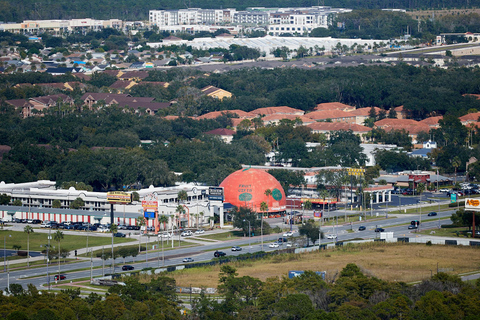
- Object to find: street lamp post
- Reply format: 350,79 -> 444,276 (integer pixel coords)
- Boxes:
243,219 -> 251,251
46,231 -> 51,289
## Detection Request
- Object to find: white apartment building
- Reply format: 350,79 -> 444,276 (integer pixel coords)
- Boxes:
0,19 -> 122,34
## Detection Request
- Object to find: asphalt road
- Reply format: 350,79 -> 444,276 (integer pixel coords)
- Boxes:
0,209 -> 456,290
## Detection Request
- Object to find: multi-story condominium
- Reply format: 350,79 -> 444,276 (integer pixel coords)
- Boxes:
149,6 -> 350,34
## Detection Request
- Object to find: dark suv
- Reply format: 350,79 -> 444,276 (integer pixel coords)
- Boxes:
214,251 -> 226,257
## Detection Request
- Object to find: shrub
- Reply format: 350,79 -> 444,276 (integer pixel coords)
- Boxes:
426,241 -> 432,246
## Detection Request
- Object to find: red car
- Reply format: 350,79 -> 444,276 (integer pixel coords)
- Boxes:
54,274 -> 66,280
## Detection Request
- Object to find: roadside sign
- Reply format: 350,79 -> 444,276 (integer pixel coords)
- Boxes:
451,193 -> 457,203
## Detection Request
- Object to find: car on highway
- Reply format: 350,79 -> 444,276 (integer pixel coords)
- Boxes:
54,274 -> 66,280
439,188 -> 449,192
114,232 -> 126,237
358,226 -> 366,231
214,251 -> 226,257
195,229 -> 205,234
183,257 -> 194,263
283,231 -> 293,237
122,265 -> 134,271
408,225 -> 418,229
231,246 -> 242,251
269,242 -> 280,248
427,212 -> 437,216
375,228 -> 385,232
326,234 -> 337,239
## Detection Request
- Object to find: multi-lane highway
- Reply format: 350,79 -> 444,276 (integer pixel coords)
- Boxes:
0,207 -> 456,291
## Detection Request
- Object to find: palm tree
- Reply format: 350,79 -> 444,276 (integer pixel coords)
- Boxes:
176,205 -> 185,228
260,201 -> 268,251
199,211 -> 204,228
110,223 -> 118,274
53,230 -> 64,280
264,189 -> 272,210
416,183 -> 426,231
158,215 -> 169,231
23,225 -> 34,268
177,190 -> 189,226
452,156 -> 461,185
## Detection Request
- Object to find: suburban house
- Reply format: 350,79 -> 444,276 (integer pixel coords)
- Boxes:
306,122 -> 372,141
419,116 -> 443,128
204,128 -> 236,143
393,105 -> 408,119
409,141 -> 437,159
261,114 -> 315,126
7,94 -> 74,117
459,112 -> 480,124
109,80 -> 138,92
196,109 -> 254,120
251,106 -> 305,116
80,93 -> 170,115
314,102 -> 356,112
374,118 -> 431,142
348,107 -> 383,125
305,109 -> 356,123
200,86 -> 233,100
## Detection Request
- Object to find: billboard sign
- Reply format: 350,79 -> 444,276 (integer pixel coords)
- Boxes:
465,198 -> 480,211
144,211 -> 155,219
107,191 -> 132,204
142,200 -> 158,211
451,193 -> 457,203
209,187 -> 224,201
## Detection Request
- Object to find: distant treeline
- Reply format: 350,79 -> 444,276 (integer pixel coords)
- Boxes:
1,0 -> 480,22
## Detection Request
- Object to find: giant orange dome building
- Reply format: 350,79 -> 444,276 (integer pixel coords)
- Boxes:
219,168 -> 286,213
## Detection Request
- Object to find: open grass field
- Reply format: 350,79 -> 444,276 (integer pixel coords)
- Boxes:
0,230 -> 135,252
418,226 -> 477,238
165,242 -> 480,288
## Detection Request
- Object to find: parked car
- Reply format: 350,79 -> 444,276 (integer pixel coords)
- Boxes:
32,219 -> 41,224
41,222 -> 51,228
161,233 -> 172,238
375,228 -> 385,232
439,188 -> 449,192
122,265 -> 134,271
269,242 -> 280,248
427,212 -> 437,216
283,231 -> 293,237
183,257 -> 194,263
231,246 -> 242,251
97,226 -> 109,233
194,229 -> 205,234
358,226 -> 366,231
114,232 -> 126,237
326,234 -> 337,239
27,219 -> 33,224
214,251 -> 226,257
54,274 -> 66,280
181,230 -> 193,237
117,224 -> 127,230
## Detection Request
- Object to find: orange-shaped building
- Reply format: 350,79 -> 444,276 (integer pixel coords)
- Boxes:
219,168 -> 286,212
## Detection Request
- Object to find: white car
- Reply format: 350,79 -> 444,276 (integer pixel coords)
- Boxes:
161,233 -> 172,238
439,188 -> 449,192
283,231 -> 293,237
269,243 -> 280,248
194,229 -> 205,234
326,234 -> 337,239
181,230 -> 193,237
97,226 -> 109,233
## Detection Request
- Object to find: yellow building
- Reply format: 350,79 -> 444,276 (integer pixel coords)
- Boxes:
201,86 -> 233,100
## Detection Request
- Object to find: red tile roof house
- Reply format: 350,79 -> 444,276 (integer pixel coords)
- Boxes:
459,112 -> 480,125
348,107 -> 383,125
419,116 -> 443,128
314,102 -> 356,112
305,109 -> 357,123
261,114 -> 315,126
374,119 -> 431,143
204,128 -> 236,143
250,106 -> 305,116
196,110 -> 255,120
80,93 -> 170,115
306,122 -> 372,142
